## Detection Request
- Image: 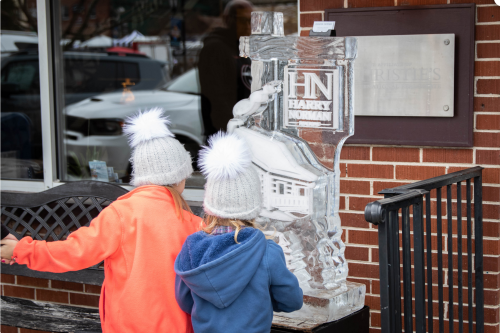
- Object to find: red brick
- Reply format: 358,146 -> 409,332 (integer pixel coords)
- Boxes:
478,6 -> 500,22
400,0 -> 446,4
484,203 -> 500,219
484,168 -> 500,184
349,262 -> 380,279
484,289 -> 500,306
348,0 -> 393,7
349,196 -> 381,211
70,293 -> 100,307
372,147 -> 419,162
300,0 -> 344,11
300,13 -> 322,28
20,329 -> 53,333
484,221 -> 500,237
478,43 -> 500,59
300,30 -> 309,36
477,79 -> 500,94
475,61 -> 500,76
85,284 -> 102,294
340,146 -> 370,160
484,238 -> 500,255
348,229 -> 379,246
451,0 -> 493,3
1,325 -> 18,333
477,150 -> 500,165
477,114 -> 500,130
485,324 -> 500,333
16,276 -> 49,288
365,295 -> 381,310
484,306 -> 500,325
1,274 -> 15,284
475,97 -> 500,112
485,273 -> 500,289
372,181 -> 410,194
474,132 -> 500,148
423,148 -> 473,164
340,212 -> 371,228
476,24 -> 500,41
396,165 -> 445,181
3,285 -> 34,299
339,195 -> 346,210
484,186 -> 500,202
370,311 -> 382,328
372,279 -> 380,294
51,280 -> 84,292
340,179 -> 371,195
485,256 -> 500,272
37,289 -> 69,304
348,164 -> 393,179
345,246 -> 369,261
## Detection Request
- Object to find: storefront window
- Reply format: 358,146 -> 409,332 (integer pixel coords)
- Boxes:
55,0 -> 297,187
1,1 -> 43,180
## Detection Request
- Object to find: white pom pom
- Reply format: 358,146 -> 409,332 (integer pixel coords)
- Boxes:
123,108 -> 174,148
199,132 -> 252,181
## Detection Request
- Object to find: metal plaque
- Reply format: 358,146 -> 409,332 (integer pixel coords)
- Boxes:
355,34 -> 455,117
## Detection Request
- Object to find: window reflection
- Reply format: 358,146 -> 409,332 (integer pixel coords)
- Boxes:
1,0 -> 42,180
0,0 -> 297,186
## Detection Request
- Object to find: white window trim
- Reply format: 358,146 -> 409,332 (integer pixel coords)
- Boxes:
0,0 -> 205,203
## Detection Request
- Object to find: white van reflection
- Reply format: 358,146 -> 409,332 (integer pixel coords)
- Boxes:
64,68 -> 203,181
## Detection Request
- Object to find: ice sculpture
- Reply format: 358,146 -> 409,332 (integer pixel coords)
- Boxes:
227,11 -> 365,323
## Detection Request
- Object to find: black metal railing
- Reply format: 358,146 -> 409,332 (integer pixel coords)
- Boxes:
364,166 -> 484,333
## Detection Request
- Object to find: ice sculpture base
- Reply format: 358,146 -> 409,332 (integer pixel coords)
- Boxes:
273,282 -> 366,325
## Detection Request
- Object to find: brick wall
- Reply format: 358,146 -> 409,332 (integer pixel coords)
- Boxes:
0,275 -> 100,333
0,3 -> 498,332
300,1 -> 500,332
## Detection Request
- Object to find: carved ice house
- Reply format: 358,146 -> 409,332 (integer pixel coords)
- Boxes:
234,127 -> 325,222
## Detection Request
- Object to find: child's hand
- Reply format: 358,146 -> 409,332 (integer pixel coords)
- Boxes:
0,239 -> 18,264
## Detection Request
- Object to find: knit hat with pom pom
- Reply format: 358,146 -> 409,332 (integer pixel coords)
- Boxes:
199,131 -> 262,220
123,108 -> 192,186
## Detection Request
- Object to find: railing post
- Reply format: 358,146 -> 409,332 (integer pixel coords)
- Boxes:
377,209 -> 392,333
413,198 -> 426,333
474,175 -> 484,333
388,210 -> 402,333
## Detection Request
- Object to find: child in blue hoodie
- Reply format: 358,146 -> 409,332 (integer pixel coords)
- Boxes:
174,132 -> 303,333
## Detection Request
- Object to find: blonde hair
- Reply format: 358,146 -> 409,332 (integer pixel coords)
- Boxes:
202,214 -> 273,243
164,186 -> 193,221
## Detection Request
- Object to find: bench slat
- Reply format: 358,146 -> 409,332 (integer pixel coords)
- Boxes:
1,296 -> 101,332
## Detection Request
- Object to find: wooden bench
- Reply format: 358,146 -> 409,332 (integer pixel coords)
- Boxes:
0,181 -> 203,333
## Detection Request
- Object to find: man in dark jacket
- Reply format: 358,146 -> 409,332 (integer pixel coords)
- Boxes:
198,0 -> 253,138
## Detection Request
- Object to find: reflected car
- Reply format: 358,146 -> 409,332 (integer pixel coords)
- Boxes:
64,68 -> 203,181
1,50 -> 170,179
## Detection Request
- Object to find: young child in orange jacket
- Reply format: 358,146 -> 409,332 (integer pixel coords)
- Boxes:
0,108 -> 201,333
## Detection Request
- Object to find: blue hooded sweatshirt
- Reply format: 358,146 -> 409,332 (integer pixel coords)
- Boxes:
174,228 -> 303,333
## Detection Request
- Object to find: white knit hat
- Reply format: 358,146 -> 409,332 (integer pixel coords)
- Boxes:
123,108 -> 193,186
199,132 -> 262,220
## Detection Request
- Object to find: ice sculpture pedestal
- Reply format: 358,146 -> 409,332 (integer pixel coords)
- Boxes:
272,304 -> 369,333
279,281 -> 365,324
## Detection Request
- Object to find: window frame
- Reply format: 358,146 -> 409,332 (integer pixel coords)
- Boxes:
1,0 -> 205,203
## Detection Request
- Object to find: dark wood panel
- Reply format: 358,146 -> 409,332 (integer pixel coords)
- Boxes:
325,4 -> 475,146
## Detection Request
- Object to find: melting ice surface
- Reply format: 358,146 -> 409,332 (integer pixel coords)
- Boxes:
228,12 -> 365,323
